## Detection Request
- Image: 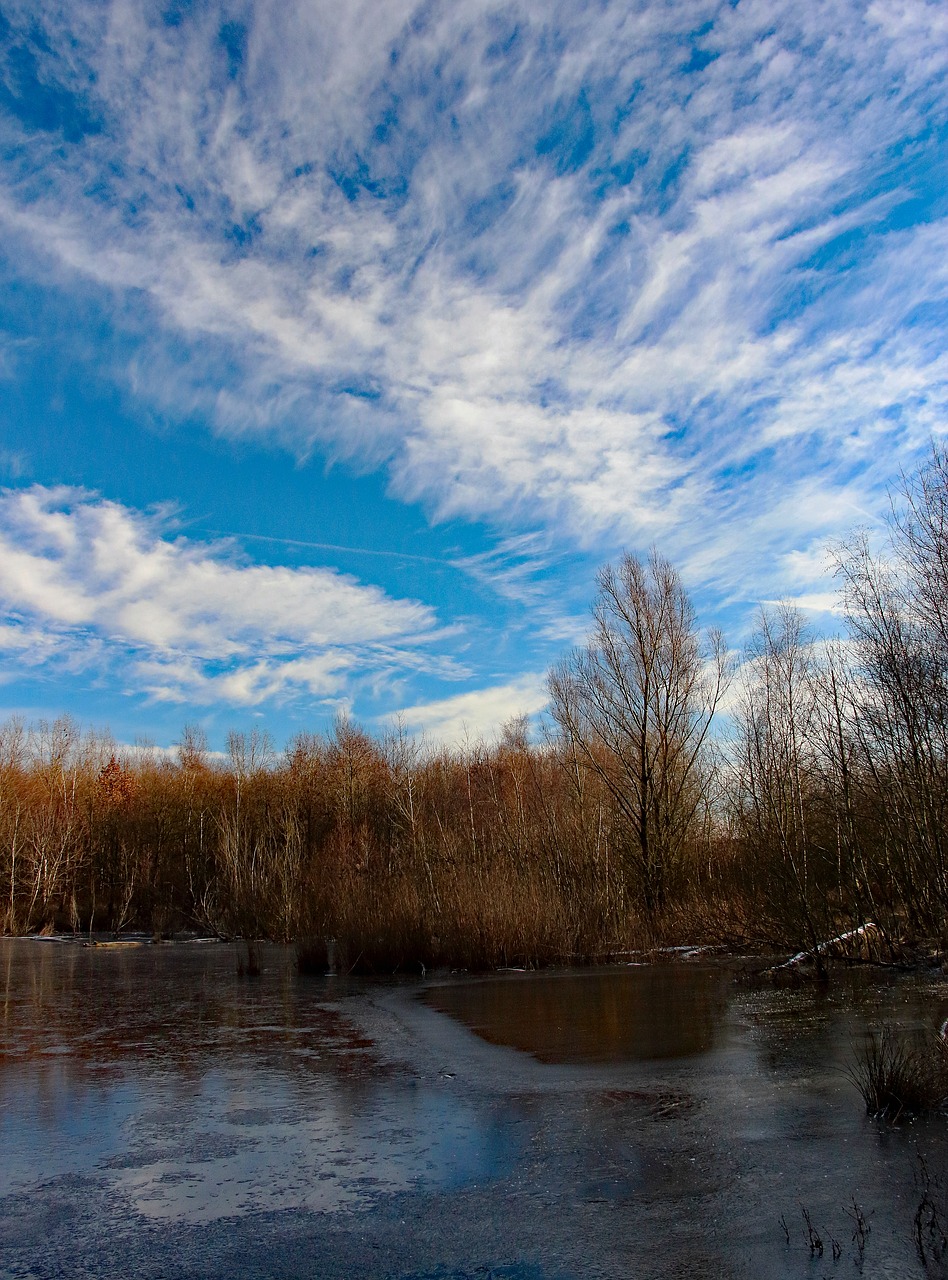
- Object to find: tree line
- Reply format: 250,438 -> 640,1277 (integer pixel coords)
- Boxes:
4,447 -> 948,968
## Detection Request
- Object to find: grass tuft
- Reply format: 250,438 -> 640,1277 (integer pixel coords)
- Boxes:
848,1025 -> 948,1120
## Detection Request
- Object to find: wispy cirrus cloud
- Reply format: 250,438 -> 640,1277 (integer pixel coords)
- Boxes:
0,486 -> 455,706
0,0 -> 945,630
451,533 -> 591,649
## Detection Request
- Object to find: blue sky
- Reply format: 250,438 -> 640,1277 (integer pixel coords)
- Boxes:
0,0 -> 946,750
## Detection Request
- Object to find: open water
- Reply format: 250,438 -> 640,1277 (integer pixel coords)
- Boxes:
2,938 -> 948,1278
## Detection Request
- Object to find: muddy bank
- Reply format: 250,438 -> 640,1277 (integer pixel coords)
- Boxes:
2,939 -> 948,1278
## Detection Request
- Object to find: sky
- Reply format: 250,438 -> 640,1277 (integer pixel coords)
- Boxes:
0,0 -> 946,751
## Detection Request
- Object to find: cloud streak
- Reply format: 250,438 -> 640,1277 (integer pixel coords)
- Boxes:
0,0 -> 946,730
0,486 -> 452,706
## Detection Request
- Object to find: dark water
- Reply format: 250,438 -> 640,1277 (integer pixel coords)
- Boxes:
3,940 -> 948,1279
424,966 -> 729,1063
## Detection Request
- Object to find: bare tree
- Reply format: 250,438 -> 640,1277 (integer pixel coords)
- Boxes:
835,445 -> 948,931
732,604 -> 831,960
549,549 -> 728,916
893,443 -> 948,653
0,718 -> 25,933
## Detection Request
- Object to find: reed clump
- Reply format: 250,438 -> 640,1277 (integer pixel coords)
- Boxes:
849,1027 -> 948,1120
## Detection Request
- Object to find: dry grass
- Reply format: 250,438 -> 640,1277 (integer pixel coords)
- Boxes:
848,1026 -> 948,1120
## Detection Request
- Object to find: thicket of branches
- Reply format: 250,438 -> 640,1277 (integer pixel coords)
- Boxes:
5,447 -> 948,968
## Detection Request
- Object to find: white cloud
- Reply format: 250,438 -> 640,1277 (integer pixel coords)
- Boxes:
766,592 -> 844,618
0,485 -> 449,706
0,0 -> 945,612
391,673 -> 550,746
115,740 -> 229,766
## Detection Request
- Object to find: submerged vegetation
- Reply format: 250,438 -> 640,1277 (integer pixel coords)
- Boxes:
5,446 -> 948,970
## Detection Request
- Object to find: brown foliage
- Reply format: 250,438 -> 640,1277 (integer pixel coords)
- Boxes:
6,449 -> 948,963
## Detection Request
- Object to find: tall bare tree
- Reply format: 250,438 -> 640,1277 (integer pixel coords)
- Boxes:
732,604 -> 834,959
835,445 -> 948,931
548,549 -> 728,916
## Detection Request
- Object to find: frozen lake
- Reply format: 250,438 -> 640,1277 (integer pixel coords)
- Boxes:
2,938 -> 947,1278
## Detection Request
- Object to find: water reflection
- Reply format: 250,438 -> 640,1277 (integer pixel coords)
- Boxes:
98,1073 -> 518,1221
0,940 -> 521,1222
424,966 -> 730,1064
7,941 -> 948,1279
0,938 -> 377,1076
